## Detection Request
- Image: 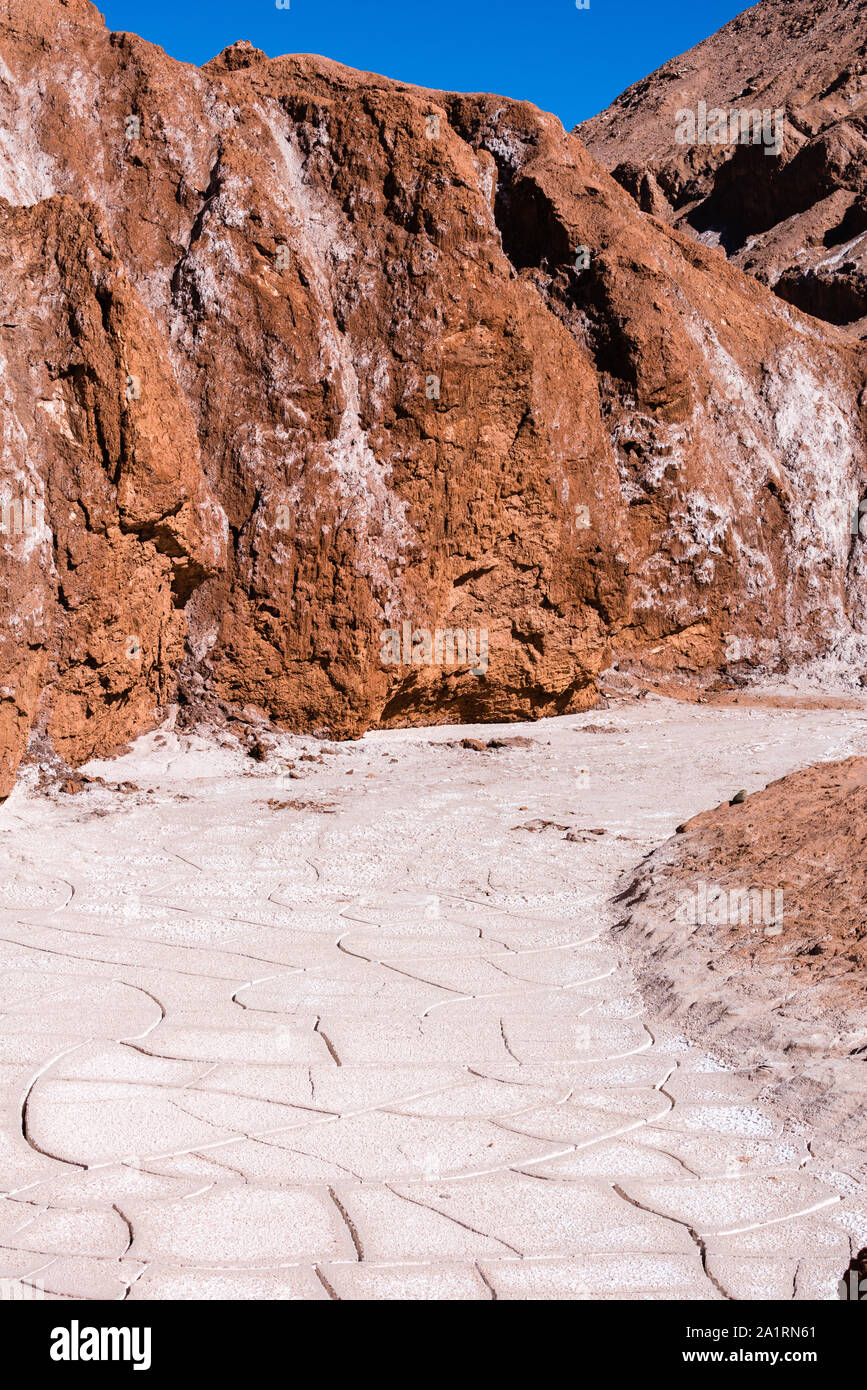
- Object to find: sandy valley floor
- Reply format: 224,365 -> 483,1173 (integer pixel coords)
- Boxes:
0,694 -> 866,1300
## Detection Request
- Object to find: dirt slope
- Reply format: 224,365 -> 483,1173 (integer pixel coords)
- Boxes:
616,756 -> 867,1137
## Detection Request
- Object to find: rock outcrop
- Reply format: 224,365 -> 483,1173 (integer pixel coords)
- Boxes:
578,0 -> 867,335
0,0 -> 866,796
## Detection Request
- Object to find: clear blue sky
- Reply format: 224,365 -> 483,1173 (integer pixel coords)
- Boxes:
98,0 -> 751,129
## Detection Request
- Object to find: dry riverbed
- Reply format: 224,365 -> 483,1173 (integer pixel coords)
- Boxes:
0,693 -> 865,1300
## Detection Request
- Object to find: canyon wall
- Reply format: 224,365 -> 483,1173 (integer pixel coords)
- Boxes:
0,0 -> 865,796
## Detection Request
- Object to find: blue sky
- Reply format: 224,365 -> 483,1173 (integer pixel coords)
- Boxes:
98,0 -> 751,129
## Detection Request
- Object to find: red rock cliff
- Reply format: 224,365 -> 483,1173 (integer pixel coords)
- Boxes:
0,0 -> 865,796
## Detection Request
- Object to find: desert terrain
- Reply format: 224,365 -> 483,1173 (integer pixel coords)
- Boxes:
0,690 -> 864,1299
1,0 -> 866,1303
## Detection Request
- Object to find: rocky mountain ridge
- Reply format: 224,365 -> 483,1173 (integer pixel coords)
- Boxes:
579,0 -> 867,335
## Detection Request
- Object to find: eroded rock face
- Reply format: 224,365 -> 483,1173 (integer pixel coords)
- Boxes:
0,0 -> 866,795
578,0 -> 867,335
0,193 -> 223,795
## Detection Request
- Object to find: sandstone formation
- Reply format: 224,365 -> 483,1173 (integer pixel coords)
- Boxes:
578,0 -> 867,335
0,0 -> 866,797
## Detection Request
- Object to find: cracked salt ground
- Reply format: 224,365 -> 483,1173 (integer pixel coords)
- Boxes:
0,695 -> 866,1299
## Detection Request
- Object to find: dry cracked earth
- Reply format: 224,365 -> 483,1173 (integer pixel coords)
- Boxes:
1,695 -> 866,1301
